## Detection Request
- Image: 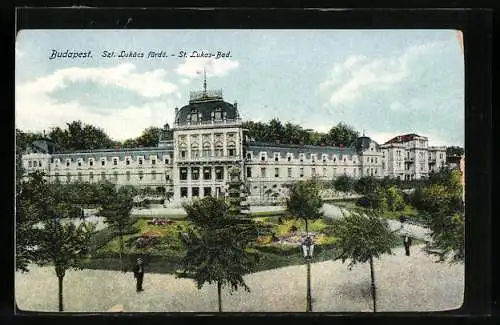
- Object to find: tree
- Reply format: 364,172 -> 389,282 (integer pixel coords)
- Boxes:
419,169 -> 464,262
384,186 -> 406,212
354,176 -> 380,195
98,186 -> 134,272
178,197 -> 259,312
126,126 -> 163,148
48,120 -> 115,151
18,172 -> 95,311
326,122 -> 360,147
333,175 -> 355,194
285,180 -> 323,233
446,146 -> 464,157
332,209 -> 398,312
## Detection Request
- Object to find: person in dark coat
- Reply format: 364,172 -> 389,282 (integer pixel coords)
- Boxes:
403,235 -> 412,256
133,258 -> 145,292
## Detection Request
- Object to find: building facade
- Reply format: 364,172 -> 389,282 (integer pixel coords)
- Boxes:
21,85 -> 447,202
380,134 -> 447,180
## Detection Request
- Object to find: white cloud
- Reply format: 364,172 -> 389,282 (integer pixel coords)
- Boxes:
17,63 -> 179,98
320,42 -> 441,106
175,57 -> 240,79
16,64 -> 181,140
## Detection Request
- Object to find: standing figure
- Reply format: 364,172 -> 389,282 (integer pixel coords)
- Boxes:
403,235 -> 412,256
133,258 -> 145,292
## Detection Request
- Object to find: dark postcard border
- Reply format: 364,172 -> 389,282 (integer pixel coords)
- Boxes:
7,7 -> 493,325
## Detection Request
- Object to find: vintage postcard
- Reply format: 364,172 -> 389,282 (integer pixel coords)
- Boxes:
15,29 -> 465,313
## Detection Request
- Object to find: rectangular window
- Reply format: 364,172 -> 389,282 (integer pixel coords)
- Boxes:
113,158 -> 118,166
204,187 -> 212,197
312,167 -> 316,176
126,171 -> 131,181
288,168 -> 292,178
203,167 -> 211,180
181,187 -> 188,198
138,171 -> 143,180
274,167 -> 279,177
192,167 -> 200,180
180,167 -> 188,180
138,158 -> 143,165
260,167 -> 266,178
66,160 -> 70,167
215,167 -> 224,180
192,187 -> 200,197
261,155 -> 265,161
228,149 -> 236,157
101,159 -> 105,166
164,158 -> 170,164
246,167 -> 252,178
89,159 -> 94,167
299,167 -> 304,177
287,156 -> 291,162
246,153 -> 252,159
78,160 -> 82,167
28,161 -> 32,167
311,155 -> 316,163
274,153 -> 279,162
151,158 -> 156,165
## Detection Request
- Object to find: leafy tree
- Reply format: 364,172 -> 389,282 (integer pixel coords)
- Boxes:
98,186 -> 134,272
124,126 -> 162,148
178,197 -> 259,312
333,209 -> 398,312
419,169 -> 464,262
17,172 -> 95,311
384,186 -> 406,212
446,146 -> 464,157
285,180 -> 323,233
48,120 -> 115,151
333,175 -> 355,194
354,176 -> 380,195
326,122 -> 360,147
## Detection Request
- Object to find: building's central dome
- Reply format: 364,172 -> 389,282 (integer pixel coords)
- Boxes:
175,89 -> 239,125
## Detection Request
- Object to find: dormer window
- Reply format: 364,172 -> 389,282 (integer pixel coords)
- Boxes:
215,107 -> 223,120
77,159 -> 82,167
311,154 -> 316,163
299,153 -> 305,163
274,153 -> 279,162
89,159 -> 94,167
138,157 -> 143,165
101,159 -> 106,167
190,108 -> 199,122
125,157 -> 131,165
66,159 -> 71,167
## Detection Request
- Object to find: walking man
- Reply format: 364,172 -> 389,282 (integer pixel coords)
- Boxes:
403,235 -> 412,256
133,258 -> 145,292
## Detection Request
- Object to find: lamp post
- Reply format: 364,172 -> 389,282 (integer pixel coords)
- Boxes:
301,235 -> 314,312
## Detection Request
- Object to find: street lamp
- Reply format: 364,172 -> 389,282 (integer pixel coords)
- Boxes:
301,235 -> 314,312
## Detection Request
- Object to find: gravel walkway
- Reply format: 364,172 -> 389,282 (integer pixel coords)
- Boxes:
16,245 -> 463,313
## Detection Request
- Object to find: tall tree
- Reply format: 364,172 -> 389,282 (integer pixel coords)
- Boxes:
446,146 -> 464,157
17,172 -> 95,311
130,126 -> 163,148
285,180 -> 323,234
333,209 -> 398,312
327,122 -> 360,147
48,120 -> 115,151
178,197 -> 259,312
354,176 -> 381,195
98,186 -> 134,272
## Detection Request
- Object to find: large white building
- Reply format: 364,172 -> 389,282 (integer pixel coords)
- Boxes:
20,84 -> 447,202
380,134 -> 447,180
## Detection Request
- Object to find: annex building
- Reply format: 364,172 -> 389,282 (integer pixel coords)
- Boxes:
21,83 -> 447,203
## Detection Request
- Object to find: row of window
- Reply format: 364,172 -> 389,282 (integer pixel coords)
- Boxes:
179,167 -> 229,181
178,148 -> 237,159
248,152 -> 380,164
53,170 -> 170,182
180,186 -> 222,198
248,166 -> 379,178
27,160 -> 43,168
178,132 -> 236,142
52,156 -> 171,168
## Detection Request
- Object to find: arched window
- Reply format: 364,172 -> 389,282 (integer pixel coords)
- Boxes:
202,142 -> 211,157
215,142 -> 223,157
227,141 -> 236,157
191,142 -> 200,158
179,143 -> 187,159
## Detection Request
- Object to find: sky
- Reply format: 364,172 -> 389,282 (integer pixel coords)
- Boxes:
15,29 -> 464,146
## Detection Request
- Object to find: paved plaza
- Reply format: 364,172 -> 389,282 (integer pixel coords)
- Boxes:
15,245 -> 463,313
